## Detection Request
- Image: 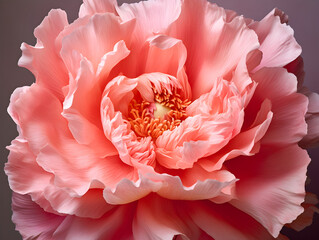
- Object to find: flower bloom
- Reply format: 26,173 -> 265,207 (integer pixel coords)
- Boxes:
5,0 -> 319,239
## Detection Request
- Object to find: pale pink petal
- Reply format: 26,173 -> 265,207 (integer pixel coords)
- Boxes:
36,145 -> 134,196
12,193 -> 135,240
117,0 -> 182,42
227,145 -> 310,237
188,200 -> 274,240
53,204 -> 135,240
249,68 -> 308,146
167,0 -> 259,98
7,84 -> 73,154
144,34 -> 191,99
12,193 -> 65,240
18,9 -> 69,100
60,13 -> 135,75
5,138 -> 52,195
198,99 -> 273,172
79,0 -> 118,18
133,194 -> 200,240
251,9 -> 301,71
42,187 -> 114,219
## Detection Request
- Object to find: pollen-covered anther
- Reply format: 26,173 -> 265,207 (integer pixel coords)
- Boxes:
128,88 -> 191,140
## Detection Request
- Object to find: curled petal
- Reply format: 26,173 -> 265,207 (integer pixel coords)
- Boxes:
18,9 -> 69,100
251,8 -> 301,71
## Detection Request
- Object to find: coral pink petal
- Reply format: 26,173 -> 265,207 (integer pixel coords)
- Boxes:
198,99 -> 273,172
145,34 -> 191,99
188,200 -> 274,240
42,187 -> 114,219
79,0 -> 118,18
117,0 -> 182,42
5,138 -> 52,195
36,145 -> 134,196
226,145 -> 310,237
167,0 -> 259,98
251,68 -> 308,146
7,84 -> 73,154
18,9 -> 69,101
133,194 -> 200,240
53,204 -> 135,240
62,57 -> 119,157
60,13 -> 134,75
251,9 -> 301,71
12,193 -> 65,240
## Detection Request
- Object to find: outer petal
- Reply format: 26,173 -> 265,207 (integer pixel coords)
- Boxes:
12,193 -> 65,240
251,9 -> 302,71
60,12 -> 135,76
103,166 -> 236,204
12,193 -> 135,240
79,0 -> 118,18
167,0 -> 259,98
116,0 -> 182,43
187,200 -> 275,240
246,68 -> 308,146
226,145 -> 310,237
133,194 -> 200,240
18,9 -> 69,100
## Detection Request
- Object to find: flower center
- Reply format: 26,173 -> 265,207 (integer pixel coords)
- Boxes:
128,88 -> 191,140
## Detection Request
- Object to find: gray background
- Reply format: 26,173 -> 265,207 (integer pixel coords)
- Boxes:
0,0 -> 318,239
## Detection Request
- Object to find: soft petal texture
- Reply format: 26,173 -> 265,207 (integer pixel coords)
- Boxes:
18,9 -> 69,100
227,145 -> 310,237
167,0 -> 260,98
79,0 -> 118,18
251,9 -> 301,71
188,200 -> 275,240
12,193 -> 65,240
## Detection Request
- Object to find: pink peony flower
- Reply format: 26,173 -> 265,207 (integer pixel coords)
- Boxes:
5,0 -> 319,239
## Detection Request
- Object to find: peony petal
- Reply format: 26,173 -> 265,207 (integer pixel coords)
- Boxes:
251,9 -> 301,71
188,200 -> 275,240
145,34 -> 191,99
79,0 -> 118,18
198,99 -> 273,172
12,193 -> 65,240
61,12 -> 135,75
227,145 -> 310,237
12,193 -> 135,240
53,203 -> 135,240
117,0 -> 182,43
249,68 -> 308,146
133,194 -> 200,240
5,138 -> 52,195
167,0 -> 259,98
18,9 -> 69,100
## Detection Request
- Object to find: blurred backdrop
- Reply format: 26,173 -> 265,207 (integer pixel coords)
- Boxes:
0,0 -> 318,239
